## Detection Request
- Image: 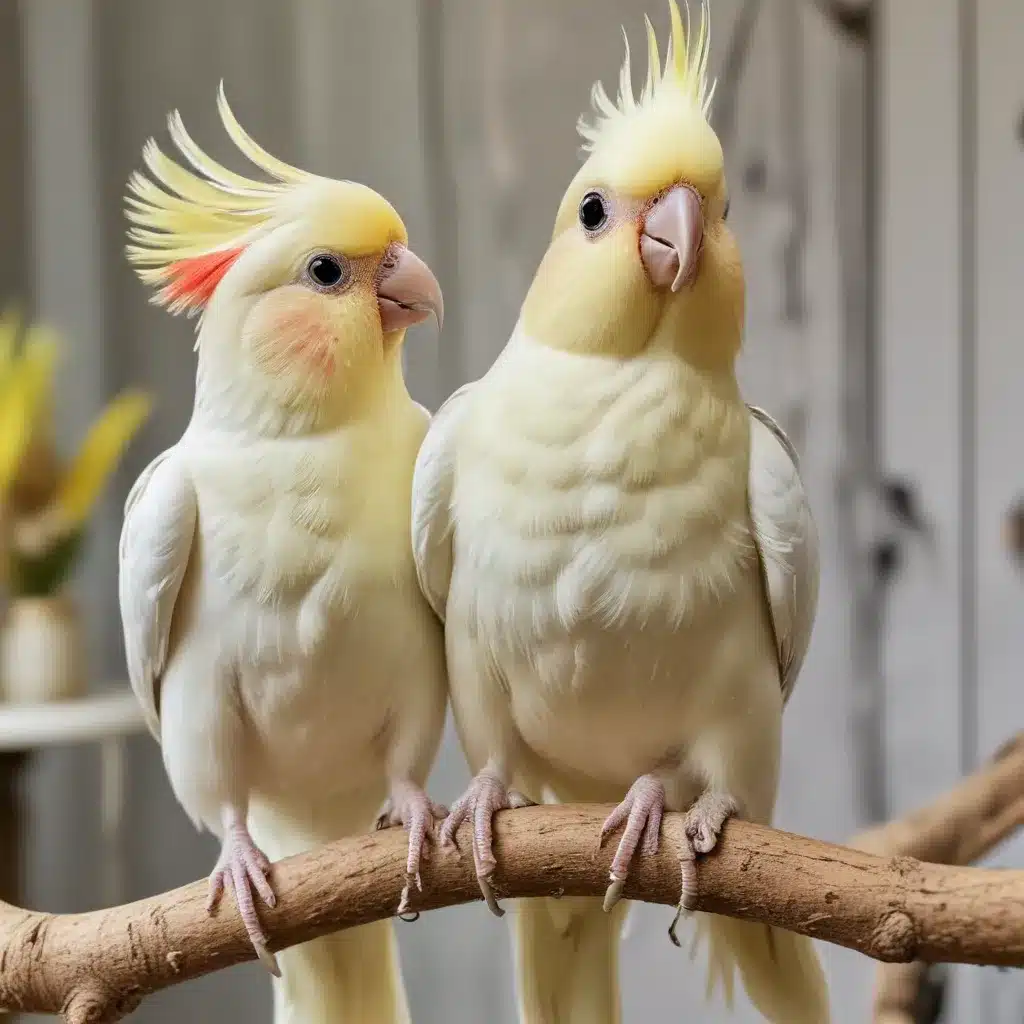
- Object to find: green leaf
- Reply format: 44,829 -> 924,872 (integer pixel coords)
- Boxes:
9,530 -> 85,597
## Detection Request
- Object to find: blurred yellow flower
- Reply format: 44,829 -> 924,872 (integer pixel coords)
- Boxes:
0,306 -> 153,595
0,309 -> 59,499
56,389 -> 153,530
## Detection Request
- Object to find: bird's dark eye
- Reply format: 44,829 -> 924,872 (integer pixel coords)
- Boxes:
306,253 -> 349,290
578,192 -> 608,232
723,199 -> 731,221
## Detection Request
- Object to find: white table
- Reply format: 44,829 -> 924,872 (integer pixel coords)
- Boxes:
0,689 -> 144,752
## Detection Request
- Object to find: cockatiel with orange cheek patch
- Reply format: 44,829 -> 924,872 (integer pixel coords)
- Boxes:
119,87 -> 447,1024
412,3 -> 829,1022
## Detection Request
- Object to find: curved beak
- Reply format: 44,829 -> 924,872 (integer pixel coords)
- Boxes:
639,185 -> 704,292
377,245 -> 444,334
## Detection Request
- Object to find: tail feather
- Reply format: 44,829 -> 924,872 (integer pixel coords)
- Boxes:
272,922 -> 409,1024
697,913 -> 831,1024
250,799 -> 408,1024
514,896 -> 627,1024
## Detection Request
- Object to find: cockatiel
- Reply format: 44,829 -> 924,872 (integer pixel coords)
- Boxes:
411,3 -> 830,1022
119,87 -> 447,1023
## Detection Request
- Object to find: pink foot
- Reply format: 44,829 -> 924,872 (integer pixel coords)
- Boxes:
375,781 -> 448,920
439,770 -> 533,917
206,823 -> 280,976
669,790 -> 738,944
599,774 -> 666,912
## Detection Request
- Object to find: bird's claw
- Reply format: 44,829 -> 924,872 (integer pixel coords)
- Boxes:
439,770 -> 534,917
375,782 -> 447,919
599,774 -> 666,913
602,876 -> 627,914
668,790 -> 738,945
206,824 -> 280,976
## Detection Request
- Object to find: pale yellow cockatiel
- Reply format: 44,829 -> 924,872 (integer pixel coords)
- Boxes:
119,87 -> 447,1024
411,3 -> 830,1022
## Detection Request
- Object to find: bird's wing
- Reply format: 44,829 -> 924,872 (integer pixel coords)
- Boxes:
747,405 -> 820,706
410,383 -> 476,623
118,448 -> 197,737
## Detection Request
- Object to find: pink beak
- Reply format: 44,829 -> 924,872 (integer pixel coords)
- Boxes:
639,185 -> 704,292
377,245 -> 444,333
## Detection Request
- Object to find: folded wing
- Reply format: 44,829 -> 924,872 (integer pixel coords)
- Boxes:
747,406 -> 820,705
118,449 -> 197,736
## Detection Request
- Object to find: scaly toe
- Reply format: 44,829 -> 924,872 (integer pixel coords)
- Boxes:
439,803 -> 468,850
600,800 -> 633,845
686,823 -> 715,854
206,872 -> 225,913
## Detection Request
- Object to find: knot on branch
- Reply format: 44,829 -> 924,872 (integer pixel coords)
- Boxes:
869,911 -> 918,963
62,981 -> 142,1024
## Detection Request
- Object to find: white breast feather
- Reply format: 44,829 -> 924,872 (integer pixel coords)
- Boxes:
447,339 -> 756,657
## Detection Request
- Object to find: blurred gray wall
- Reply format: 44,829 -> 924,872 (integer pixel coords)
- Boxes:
4,0 -> 1022,1021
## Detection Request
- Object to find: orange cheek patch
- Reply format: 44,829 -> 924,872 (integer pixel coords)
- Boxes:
159,247 -> 244,313
249,292 -> 338,378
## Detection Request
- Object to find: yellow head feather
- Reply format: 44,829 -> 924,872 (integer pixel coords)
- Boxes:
125,84 -> 315,279
125,84 -> 406,316
579,0 -> 715,150
570,0 -> 722,202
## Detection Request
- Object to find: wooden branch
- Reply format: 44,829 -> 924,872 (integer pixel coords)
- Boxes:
852,733 -> 1024,865
1,808 -> 1024,1022
851,734 -> 1024,1023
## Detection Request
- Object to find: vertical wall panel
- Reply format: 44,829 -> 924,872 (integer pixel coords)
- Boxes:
0,1 -> 29,304
879,0 -> 980,1018
975,2 -> 1024,1019
17,0 -> 105,926
877,0 -> 964,840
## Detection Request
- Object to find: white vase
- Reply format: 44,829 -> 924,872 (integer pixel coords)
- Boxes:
0,594 -> 86,704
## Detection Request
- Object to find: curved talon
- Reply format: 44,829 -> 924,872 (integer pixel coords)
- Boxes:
397,874 -> 422,919
254,942 -> 282,977
603,876 -> 626,913
478,872 -> 505,917
668,908 -> 684,948
668,856 -> 699,946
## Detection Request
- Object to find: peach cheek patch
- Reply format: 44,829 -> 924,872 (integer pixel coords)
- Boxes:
245,288 -> 337,378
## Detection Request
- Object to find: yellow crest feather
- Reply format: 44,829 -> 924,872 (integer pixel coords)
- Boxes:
124,83 -> 321,291
578,0 -> 715,152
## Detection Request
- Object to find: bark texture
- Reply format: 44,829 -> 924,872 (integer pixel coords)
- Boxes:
851,733 -> 1024,1023
1,803 -> 1024,1022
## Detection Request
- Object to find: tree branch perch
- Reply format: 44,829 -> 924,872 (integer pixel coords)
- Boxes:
851,733 -> 1024,1023
1,805 -> 1023,1022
